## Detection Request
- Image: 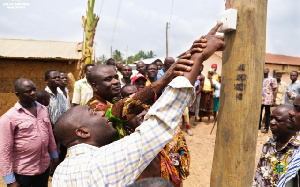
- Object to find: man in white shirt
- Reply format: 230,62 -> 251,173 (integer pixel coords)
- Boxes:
72,64 -> 95,106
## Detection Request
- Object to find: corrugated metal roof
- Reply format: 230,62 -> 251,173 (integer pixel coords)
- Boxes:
214,51 -> 300,66
0,38 -> 82,60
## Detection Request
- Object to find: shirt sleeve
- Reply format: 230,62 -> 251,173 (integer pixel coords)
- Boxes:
45,110 -> 58,158
91,76 -> 194,186
72,81 -> 81,104
0,115 -> 16,184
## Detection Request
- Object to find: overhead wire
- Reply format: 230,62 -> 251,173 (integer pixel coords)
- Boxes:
169,0 -> 174,23
111,0 -> 121,48
168,0 -> 184,56
98,0 -> 105,16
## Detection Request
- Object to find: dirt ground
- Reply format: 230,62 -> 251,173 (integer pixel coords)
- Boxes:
182,117 -> 270,187
0,118 -> 270,187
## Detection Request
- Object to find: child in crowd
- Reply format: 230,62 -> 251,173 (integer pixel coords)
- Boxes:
213,75 -> 221,122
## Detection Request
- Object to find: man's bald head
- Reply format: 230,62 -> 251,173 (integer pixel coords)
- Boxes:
54,106 -> 118,148
14,78 -> 33,93
14,78 -> 37,104
87,64 -> 121,101
54,107 -> 83,146
164,57 -> 175,71
136,61 -> 146,75
87,64 -> 117,84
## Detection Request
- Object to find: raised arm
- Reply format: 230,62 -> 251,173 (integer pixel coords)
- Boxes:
183,22 -> 225,85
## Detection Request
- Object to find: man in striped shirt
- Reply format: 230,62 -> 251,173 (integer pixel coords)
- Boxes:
277,95 -> 300,186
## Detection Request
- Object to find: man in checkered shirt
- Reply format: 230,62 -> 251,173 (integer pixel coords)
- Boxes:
52,23 -> 225,187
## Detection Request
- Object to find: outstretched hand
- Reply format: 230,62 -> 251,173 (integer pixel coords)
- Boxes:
201,22 -> 226,61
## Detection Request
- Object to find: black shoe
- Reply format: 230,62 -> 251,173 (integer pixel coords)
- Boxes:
262,129 -> 268,133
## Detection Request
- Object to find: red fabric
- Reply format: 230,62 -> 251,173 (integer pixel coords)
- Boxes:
132,73 -> 148,84
211,64 -> 217,68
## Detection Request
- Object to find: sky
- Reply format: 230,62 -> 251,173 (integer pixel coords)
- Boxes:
0,0 -> 299,60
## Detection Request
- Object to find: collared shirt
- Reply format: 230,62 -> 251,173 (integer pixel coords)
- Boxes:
0,101 -> 58,184
262,76 -> 277,105
284,80 -> 300,105
72,77 -> 93,106
52,76 -> 194,187
58,87 -> 71,111
276,81 -> 287,106
253,135 -> 300,187
45,86 -> 66,125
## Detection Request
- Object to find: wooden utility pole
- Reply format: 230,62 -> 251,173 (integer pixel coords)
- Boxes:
166,22 -> 169,57
210,0 -> 268,186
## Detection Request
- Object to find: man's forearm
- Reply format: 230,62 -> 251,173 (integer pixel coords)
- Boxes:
184,53 -> 204,85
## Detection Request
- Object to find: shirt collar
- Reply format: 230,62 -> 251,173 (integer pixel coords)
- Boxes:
14,101 -> 41,110
45,86 -> 56,95
268,134 -> 300,152
82,77 -> 88,83
67,143 -> 98,157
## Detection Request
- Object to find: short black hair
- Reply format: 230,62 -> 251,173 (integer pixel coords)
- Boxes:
291,71 -> 299,76
153,59 -> 162,64
106,58 -> 115,65
45,69 -> 57,81
36,90 -> 50,104
59,70 -> 67,74
127,177 -> 173,187
84,64 -> 95,72
120,84 -> 134,98
146,63 -> 158,70
14,78 -> 31,93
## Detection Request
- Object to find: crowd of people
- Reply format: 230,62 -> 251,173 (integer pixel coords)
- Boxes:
259,68 -> 300,134
0,22 -> 300,187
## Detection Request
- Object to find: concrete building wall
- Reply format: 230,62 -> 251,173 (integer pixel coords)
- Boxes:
0,59 -> 81,116
265,64 -> 300,84
201,54 -> 300,84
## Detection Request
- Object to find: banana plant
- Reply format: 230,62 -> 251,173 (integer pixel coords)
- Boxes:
81,0 -> 99,65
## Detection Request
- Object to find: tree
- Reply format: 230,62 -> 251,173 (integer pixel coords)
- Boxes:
97,50 -> 156,65
146,50 -> 156,58
97,54 -> 107,64
113,50 -> 123,62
